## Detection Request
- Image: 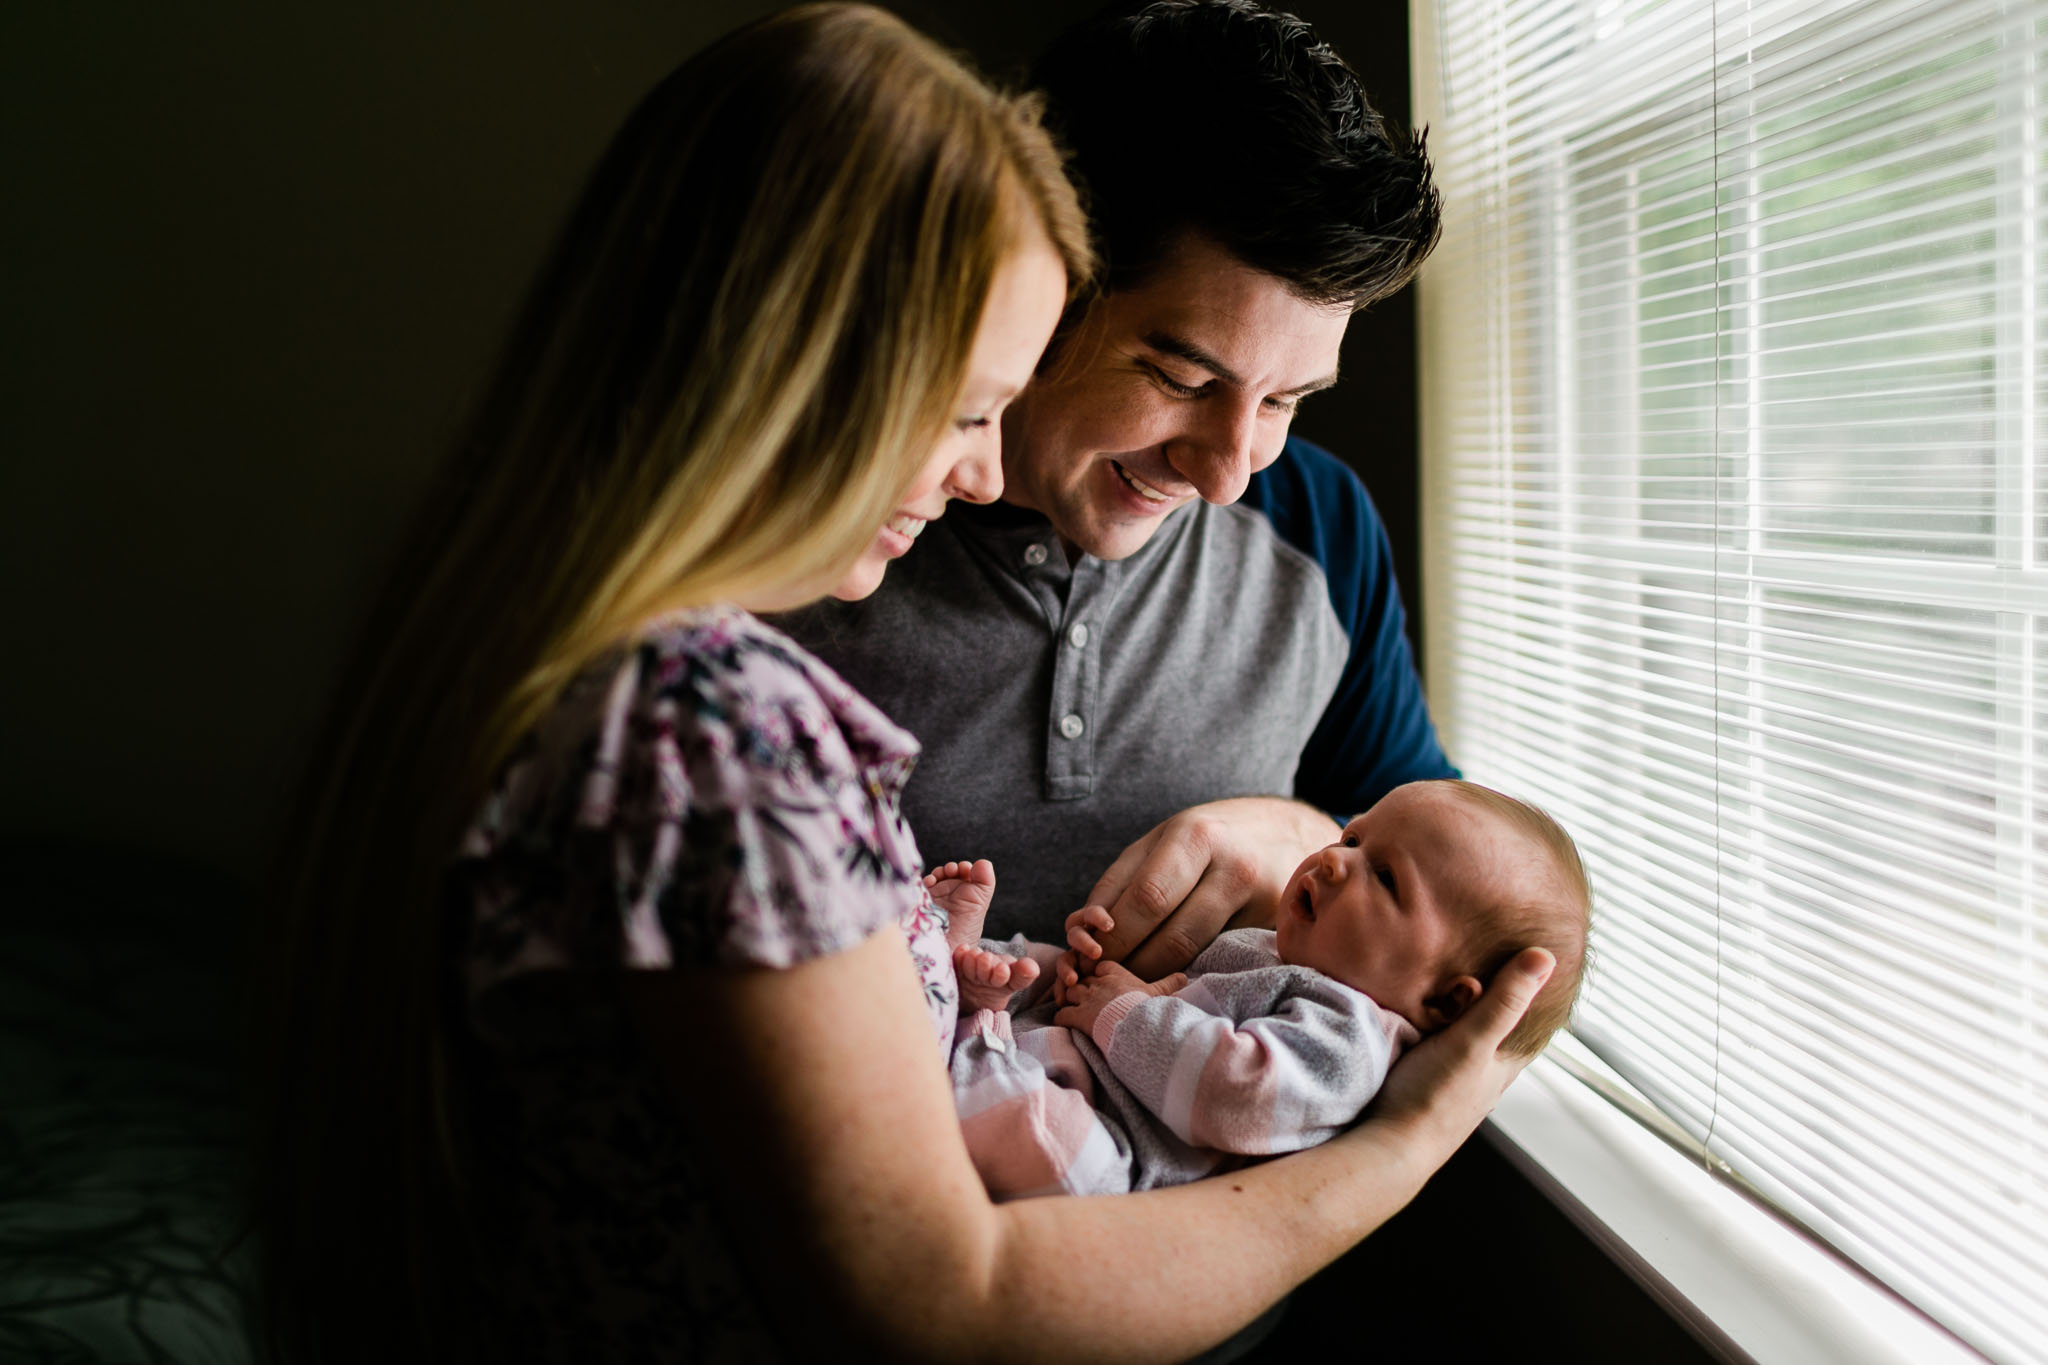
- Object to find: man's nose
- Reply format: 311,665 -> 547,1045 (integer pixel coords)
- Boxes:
1167,397 -> 1262,504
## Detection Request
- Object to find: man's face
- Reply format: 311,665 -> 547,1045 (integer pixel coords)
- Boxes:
997,234 -> 1350,561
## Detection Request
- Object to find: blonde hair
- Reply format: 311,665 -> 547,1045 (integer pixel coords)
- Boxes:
1440,779 -> 1592,1058
252,7 -> 1090,1359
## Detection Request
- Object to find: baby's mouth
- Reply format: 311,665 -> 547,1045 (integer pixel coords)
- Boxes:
1295,880 -> 1317,922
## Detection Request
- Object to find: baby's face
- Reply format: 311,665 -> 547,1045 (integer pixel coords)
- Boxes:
1275,781 -> 1538,1032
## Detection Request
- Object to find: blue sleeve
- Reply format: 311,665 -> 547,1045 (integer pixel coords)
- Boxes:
1241,437 -> 1457,817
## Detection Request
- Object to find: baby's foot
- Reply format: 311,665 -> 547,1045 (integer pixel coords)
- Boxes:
925,859 -> 998,950
953,941 -> 1042,1014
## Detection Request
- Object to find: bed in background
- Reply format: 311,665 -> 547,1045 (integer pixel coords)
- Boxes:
1,844 -> 255,1362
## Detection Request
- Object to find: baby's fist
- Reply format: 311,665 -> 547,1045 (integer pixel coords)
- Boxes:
1064,905 -> 1114,961
1054,961 -> 1185,1034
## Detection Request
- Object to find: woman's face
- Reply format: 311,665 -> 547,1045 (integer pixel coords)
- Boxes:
829,231 -> 1070,601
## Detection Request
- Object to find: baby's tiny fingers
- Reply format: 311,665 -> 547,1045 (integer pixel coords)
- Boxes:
1052,955 -> 1078,1004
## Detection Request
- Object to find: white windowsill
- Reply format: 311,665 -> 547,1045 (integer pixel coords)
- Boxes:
1485,1037 -> 1992,1365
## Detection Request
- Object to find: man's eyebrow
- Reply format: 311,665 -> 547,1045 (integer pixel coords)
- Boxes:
1141,330 -> 1240,385
1278,371 -> 1341,399
1139,329 -> 1340,398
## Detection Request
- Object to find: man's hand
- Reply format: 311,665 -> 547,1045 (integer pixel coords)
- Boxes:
1053,959 -> 1186,1036
1078,797 -> 1342,979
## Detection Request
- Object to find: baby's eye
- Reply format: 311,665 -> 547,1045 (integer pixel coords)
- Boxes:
1341,832 -> 1361,848
1374,865 -> 1397,894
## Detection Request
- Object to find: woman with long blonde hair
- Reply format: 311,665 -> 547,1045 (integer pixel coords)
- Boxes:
254,5 -> 1551,1361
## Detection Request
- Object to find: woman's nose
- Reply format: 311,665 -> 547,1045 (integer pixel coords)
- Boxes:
943,441 -> 1003,505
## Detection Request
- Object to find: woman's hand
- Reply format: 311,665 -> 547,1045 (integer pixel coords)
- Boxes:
1365,947 -> 1556,1153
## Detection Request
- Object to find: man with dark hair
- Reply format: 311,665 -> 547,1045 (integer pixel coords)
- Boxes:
779,0 -> 1455,975
1033,0 -> 1441,306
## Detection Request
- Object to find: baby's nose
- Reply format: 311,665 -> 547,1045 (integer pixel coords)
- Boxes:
1319,846 -> 1349,880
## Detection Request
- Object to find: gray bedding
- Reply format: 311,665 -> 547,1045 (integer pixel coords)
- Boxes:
1,849 -> 254,1363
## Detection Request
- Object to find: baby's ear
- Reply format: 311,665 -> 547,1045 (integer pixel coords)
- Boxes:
1422,975 -> 1484,1029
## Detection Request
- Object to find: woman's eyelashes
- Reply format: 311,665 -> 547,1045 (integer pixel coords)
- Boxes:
955,414 -> 993,431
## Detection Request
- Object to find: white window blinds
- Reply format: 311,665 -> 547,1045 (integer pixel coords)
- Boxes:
1410,1 -> 2047,1360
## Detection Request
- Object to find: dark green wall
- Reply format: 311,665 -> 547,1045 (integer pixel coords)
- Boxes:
0,3 -> 850,882
0,4 -> 773,880
1,1 -> 1425,893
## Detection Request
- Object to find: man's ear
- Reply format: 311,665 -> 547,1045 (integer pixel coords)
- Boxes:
1422,975 -> 1484,1028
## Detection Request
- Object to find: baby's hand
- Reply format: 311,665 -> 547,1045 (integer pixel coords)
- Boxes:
1053,905 -> 1116,1005
1066,904 -> 1114,962
1054,959 -> 1187,1035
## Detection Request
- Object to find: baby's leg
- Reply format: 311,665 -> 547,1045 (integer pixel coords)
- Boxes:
953,940 -> 1042,1014
925,859 -> 997,949
927,860 -> 1039,1011
951,1009 -> 1134,1200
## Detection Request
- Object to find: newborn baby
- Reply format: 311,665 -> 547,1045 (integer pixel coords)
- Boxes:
934,779 -> 1590,1199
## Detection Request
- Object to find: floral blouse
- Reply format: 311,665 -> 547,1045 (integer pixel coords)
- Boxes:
451,606 -> 957,1360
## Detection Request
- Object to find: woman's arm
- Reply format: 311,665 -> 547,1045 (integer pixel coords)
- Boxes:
625,928 -> 1552,1363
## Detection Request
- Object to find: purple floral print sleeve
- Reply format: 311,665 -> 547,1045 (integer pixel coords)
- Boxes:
444,607 -> 960,1360
460,603 -> 959,1056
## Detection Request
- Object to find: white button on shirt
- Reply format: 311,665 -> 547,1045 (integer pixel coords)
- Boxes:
1023,543 -> 1049,566
1068,623 -> 1090,649
1058,713 -> 1085,739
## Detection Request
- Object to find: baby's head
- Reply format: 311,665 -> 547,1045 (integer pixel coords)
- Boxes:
1274,779 -> 1589,1057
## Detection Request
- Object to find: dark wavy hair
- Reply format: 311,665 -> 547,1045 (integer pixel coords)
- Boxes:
1033,0 -> 1441,307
